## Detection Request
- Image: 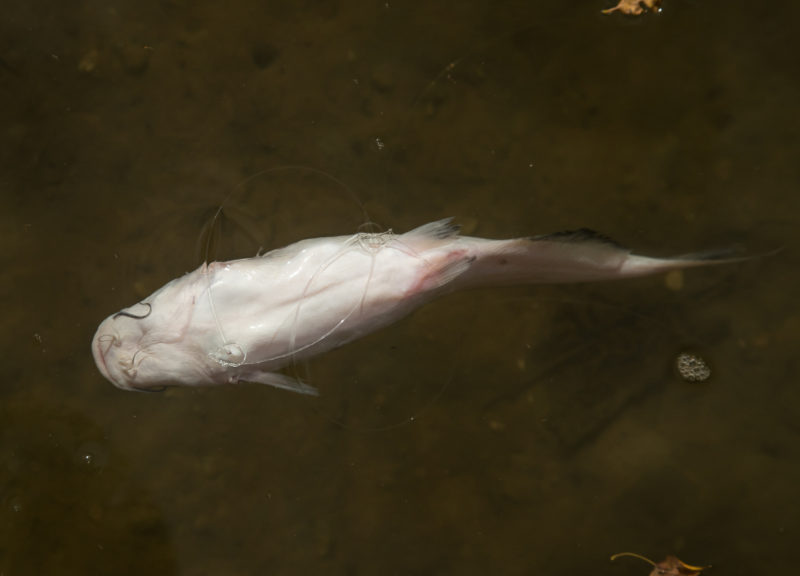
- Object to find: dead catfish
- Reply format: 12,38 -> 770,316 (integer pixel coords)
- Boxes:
92,219 -> 744,395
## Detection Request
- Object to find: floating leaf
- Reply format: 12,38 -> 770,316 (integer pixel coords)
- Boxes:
602,0 -> 663,15
611,552 -> 709,576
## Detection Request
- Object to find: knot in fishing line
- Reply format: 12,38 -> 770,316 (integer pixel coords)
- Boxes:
356,230 -> 394,254
210,343 -> 246,367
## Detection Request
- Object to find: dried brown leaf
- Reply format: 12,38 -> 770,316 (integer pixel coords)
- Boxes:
602,0 -> 663,15
651,555 -> 707,576
611,552 -> 709,576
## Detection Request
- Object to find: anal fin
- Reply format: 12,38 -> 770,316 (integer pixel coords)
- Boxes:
239,370 -> 319,396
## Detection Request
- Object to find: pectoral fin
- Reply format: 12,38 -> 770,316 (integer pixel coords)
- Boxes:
239,370 -> 319,396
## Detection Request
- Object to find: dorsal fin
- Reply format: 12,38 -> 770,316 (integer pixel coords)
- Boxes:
406,218 -> 461,239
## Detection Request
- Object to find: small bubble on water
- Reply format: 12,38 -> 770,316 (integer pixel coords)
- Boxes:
676,352 -> 712,382
75,441 -> 108,471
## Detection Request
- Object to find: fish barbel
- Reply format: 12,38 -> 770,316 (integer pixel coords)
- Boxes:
92,219 -> 743,395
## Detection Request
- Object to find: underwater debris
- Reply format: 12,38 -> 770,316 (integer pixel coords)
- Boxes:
676,352 -> 712,382
611,552 -> 708,576
602,0 -> 663,15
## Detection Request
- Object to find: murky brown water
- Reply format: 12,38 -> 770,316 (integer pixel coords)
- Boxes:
2,1 -> 798,575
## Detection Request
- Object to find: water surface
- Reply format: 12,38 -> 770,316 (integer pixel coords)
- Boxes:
2,1 -> 798,575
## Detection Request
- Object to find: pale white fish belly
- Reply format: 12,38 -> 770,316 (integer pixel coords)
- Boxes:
202,236 -> 438,368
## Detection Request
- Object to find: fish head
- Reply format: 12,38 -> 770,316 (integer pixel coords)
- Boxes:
91,270 -> 208,392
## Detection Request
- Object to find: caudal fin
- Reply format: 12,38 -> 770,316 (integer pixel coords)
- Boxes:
456,228 -> 756,288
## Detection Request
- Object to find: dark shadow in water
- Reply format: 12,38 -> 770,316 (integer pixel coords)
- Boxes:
0,398 -> 177,575
482,280 -> 735,454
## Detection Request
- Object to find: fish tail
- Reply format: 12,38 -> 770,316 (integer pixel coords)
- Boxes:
453,230 -> 754,288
